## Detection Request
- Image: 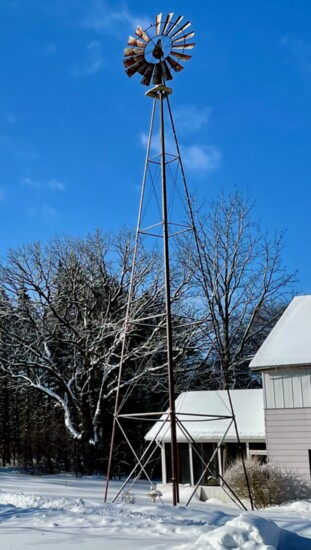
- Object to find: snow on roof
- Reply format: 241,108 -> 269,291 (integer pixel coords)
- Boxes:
145,389 -> 265,443
250,295 -> 311,370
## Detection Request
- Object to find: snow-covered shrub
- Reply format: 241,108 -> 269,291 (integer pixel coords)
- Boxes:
224,458 -> 311,508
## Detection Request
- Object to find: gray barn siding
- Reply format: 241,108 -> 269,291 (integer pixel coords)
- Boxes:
263,369 -> 311,409
265,408 -> 311,477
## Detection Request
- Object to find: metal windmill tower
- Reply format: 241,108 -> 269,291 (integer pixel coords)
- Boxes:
104,13 -> 254,509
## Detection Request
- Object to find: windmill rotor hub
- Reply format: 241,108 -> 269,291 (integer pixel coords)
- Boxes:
151,39 -> 164,60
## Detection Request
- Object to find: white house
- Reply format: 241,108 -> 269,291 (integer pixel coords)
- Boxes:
145,389 -> 265,490
250,295 -> 311,478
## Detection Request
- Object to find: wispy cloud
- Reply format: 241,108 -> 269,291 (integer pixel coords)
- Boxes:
174,105 -> 211,134
80,1 -> 150,39
71,41 -> 104,76
140,101 -> 221,174
181,144 -> 222,173
281,35 -> 311,77
27,203 -> 58,222
21,177 -> 65,191
140,132 -> 222,174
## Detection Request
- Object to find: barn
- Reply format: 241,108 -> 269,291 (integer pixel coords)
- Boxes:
250,295 -> 311,478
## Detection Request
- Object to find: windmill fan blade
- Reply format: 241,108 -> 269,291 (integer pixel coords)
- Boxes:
137,60 -> 150,75
171,42 -> 195,50
124,47 -> 145,57
161,60 -> 173,81
162,12 -> 174,35
123,55 -> 144,68
125,58 -> 147,77
128,36 -> 146,48
169,21 -> 191,40
152,63 -> 162,85
135,26 -> 150,43
172,31 -> 195,44
167,56 -> 184,72
167,15 -> 183,36
141,63 -> 154,86
156,13 -> 162,35
171,51 -> 192,61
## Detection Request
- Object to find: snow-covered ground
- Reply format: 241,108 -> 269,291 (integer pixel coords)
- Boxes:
0,470 -> 311,549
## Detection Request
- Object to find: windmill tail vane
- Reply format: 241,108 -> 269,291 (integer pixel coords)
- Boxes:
123,12 -> 195,87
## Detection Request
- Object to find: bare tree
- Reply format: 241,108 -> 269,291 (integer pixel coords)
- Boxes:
0,230 -> 195,471
180,191 -> 296,388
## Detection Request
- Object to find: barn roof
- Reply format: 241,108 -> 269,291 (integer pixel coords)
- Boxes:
145,389 -> 265,443
250,295 -> 311,371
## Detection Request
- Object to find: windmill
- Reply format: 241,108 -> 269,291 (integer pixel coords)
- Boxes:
104,13 -> 253,509
123,13 -> 194,86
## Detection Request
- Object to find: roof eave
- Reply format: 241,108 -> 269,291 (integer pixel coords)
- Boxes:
250,361 -> 311,372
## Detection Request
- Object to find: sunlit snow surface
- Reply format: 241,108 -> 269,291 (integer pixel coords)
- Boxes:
0,470 -> 311,549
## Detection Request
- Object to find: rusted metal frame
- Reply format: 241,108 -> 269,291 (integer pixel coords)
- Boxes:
167,221 -> 191,228
111,415 -> 169,504
166,228 -> 192,238
147,152 -> 161,161
138,221 -> 163,231
138,225 -> 162,234
187,440 -> 248,509
159,90 -> 179,506
176,418 -> 229,504
177,412 -> 234,419
148,158 -> 162,165
166,157 -> 187,213
104,98 -> 157,503
144,157 -> 162,218
117,411 -> 169,418
117,411 -> 235,421
175,417 -> 239,508
165,155 -> 179,164
182,425 -> 247,509
165,96 -> 251,510
138,231 -> 163,238
128,312 -> 165,323
125,440 -> 167,505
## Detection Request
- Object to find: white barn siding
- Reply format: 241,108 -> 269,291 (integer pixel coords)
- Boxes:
265,408 -> 311,477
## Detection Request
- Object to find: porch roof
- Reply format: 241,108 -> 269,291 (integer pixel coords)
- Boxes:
145,389 -> 265,443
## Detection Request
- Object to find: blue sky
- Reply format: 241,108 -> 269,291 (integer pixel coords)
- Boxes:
0,1 -> 311,291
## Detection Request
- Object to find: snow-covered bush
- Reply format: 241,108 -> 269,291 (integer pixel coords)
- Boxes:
224,458 -> 311,508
